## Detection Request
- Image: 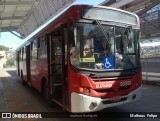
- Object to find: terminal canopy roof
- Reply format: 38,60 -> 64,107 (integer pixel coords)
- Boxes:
0,0 -> 75,39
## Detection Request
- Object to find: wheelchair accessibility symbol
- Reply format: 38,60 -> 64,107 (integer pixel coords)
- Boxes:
104,57 -> 114,69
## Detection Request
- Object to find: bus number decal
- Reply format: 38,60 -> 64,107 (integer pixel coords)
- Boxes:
120,80 -> 131,87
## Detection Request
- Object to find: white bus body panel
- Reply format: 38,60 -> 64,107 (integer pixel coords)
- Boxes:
71,86 -> 142,112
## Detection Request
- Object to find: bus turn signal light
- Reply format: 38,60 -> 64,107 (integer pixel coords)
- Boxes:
79,87 -> 84,93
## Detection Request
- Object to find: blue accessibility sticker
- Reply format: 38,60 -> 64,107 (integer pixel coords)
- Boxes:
104,56 -> 114,69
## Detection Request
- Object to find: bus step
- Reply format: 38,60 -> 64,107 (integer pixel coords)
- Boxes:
53,83 -> 62,86
52,98 -> 63,107
52,84 -> 62,99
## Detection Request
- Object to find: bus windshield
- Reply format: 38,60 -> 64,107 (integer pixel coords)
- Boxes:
70,23 -> 140,70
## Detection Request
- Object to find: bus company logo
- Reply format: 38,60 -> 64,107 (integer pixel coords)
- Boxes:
2,113 -> 11,118
96,83 -> 112,88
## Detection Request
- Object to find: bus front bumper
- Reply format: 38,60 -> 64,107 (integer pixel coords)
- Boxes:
71,86 -> 142,112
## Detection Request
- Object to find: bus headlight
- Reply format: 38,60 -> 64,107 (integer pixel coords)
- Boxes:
79,87 -> 90,95
84,88 -> 90,95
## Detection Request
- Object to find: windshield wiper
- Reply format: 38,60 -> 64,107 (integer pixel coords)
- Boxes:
93,20 -> 111,51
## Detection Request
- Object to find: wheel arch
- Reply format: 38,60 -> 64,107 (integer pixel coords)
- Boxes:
41,76 -> 47,93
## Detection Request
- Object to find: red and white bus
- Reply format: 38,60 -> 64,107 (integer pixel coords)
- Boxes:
16,4 -> 142,112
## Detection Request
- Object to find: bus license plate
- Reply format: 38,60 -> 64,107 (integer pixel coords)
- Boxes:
110,96 -> 122,102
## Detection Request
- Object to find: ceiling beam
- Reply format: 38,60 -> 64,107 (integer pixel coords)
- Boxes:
0,26 -> 18,32
9,31 -> 23,39
0,16 -> 24,20
137,0 -> 160,16
0,1 -> 38,5
99,0 -> 116,6
109,0 -> 135,8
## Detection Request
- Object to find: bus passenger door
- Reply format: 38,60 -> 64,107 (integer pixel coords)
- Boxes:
16,51 -> 20,76
26,45 -> 31,83
49,29 -> 63,105
48,25 -> 68,109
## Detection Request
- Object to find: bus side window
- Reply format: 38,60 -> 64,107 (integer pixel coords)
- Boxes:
23,47 -> 26,61
38,35 -> 47,60
20,49 -> 22,61
18,50 -> 20,62
22,48 -> 24,61
31,40 -> 38,60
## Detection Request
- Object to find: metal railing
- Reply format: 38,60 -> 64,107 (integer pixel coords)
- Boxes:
141,57 -> 160,81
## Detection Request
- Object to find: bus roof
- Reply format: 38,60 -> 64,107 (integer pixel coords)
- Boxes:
16,4 -> 138,50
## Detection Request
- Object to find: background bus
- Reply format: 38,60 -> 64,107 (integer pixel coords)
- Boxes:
16,4 -> 142,112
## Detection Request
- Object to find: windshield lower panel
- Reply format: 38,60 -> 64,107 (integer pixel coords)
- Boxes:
70,23 -> 140,71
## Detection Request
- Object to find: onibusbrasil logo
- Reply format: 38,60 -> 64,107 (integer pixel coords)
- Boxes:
2,113 -> 42,119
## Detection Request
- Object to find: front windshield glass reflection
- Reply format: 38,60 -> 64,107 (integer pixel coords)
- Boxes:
70,23 -> 140,70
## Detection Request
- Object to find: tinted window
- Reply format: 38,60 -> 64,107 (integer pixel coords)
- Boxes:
38,36 -> 47,60
31,40 -> 38,60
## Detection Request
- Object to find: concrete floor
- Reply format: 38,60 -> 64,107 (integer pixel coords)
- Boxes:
0,69 -> 160,121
